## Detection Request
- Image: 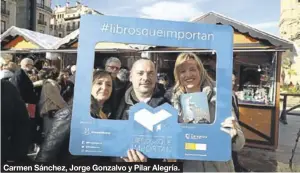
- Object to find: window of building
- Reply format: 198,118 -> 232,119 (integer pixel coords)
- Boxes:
58,33 -> 62,37
39,13 -> 45,21
67,23 -> 70,30
1,20 -> 6,33
37,0 -> 44,6
59,24 -> 62,28
72,22 -> 75,29
40,30 -> 44,33
1,0 -> 6,11
78,21 -> 80,28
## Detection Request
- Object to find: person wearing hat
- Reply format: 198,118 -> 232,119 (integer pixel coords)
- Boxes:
10,57 -> 39,104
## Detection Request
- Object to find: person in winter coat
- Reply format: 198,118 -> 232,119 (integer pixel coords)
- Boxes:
57,69 -> 74,103
231,73 -> 249,172
34,68 -> 68,136
0,57 -> 17,80
10,58 -> 38,104
170,53 -> 245,172
115,59 -> 169,162
35,70 -> 114,163
69,65 -> 76,84
105,57 -> 128,111
0,54 -> 17,80
1,79 -> 31,163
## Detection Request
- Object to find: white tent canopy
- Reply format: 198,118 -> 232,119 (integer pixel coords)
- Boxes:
52,29 -> 79,49
0,26 -> 61,49
52,29 -> 155,51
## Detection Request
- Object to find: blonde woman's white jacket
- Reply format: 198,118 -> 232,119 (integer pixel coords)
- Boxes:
171,85 -> 245,172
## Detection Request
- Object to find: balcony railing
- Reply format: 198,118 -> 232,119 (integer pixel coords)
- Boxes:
1,8 -> 10,15
66,27 -> 77,31
64,15 -> 80,21
36,3 -> 52,13
38,20 -> 47,26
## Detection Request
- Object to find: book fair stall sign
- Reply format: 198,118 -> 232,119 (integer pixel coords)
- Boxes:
70,15 -> 234,161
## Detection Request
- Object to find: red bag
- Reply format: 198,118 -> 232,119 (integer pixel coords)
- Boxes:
26,104 -> 36,118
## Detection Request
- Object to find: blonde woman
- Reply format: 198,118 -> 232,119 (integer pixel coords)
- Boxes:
171,53 -> 245,172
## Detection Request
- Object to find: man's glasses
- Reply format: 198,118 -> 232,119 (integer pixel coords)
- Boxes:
106,65 -> 120,70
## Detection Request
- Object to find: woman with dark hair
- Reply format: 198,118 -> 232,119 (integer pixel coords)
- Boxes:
57,69 -> 74,103
35,70 -> 114,163
34,59 -> 45,71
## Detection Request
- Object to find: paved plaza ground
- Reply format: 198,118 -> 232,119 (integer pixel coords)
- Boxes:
238,110 -> 300,172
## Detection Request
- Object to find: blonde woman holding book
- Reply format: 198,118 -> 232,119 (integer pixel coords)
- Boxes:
170,52 -> 245,172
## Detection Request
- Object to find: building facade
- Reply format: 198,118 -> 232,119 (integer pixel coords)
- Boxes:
36,0 -> 52,34
1,0 -> 52,34
279,0 -> 300,83
15,0 -> 36,31
1,0 -> 16,33
279,0 -> 300,46
50,1 -> 102,37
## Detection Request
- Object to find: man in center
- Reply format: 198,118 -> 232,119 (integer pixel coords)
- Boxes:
115,58 -> 169,162
115,58 -> 169,120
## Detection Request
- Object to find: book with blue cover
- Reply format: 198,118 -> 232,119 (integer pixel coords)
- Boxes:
180,92 -> 211,124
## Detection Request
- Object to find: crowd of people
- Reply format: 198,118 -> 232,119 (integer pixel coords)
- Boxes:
1,53 -> 247,172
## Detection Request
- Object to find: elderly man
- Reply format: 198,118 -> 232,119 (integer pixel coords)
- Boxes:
105,57 -> 128,110
105,57 -> 121,79
10,58 -> 39,154
10,58 -> 38,104
114,58 -> 169,162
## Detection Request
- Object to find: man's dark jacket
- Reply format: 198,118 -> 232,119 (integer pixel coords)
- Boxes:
115,85 -> 170,120
10,68 -> 38,104
112,78 -> 129,111
114,85 -> 169,162
1,80 -> 31,163
35,102 -> 113,164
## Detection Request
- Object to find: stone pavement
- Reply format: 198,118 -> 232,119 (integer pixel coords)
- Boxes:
238,111 -> 300,172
